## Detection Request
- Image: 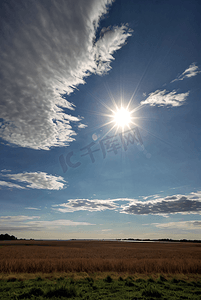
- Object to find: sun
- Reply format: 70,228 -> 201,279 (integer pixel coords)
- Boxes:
113,107 -> 131,128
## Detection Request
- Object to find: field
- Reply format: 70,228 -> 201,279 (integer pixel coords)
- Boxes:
0,240 -> 201,275
1,241 -> 201,299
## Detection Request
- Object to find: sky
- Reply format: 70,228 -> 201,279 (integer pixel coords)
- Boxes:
0,0 -> 200,240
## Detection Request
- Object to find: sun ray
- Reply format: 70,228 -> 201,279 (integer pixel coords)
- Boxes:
126,40 -> 162,111
82,79 -> 146,139
97,123 -> 119,143
129,103 -> 145,115
132,121 -> 182,151
85,79 -> 182,159
104,82 -> 119,111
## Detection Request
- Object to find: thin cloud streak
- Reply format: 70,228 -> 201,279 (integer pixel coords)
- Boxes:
140,89 -> 189,107
0,180 -> 26,190
0,215 -> 95,232
25,207 -> 41,210
1,172 -> 67,190
171,62 -> 200,83
152,220 -> 201,230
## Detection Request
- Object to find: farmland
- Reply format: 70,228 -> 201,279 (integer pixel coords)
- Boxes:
0,240 -> 201,275
1,241 -> 201,299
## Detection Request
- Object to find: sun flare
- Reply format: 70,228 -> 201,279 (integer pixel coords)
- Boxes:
113,107 -> 131,128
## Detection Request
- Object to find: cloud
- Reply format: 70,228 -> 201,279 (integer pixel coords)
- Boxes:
1,169 -> 11,173
171,63 -> 200,83
25,207 -> 41,210
193,221 -> 201,226
94,25 -> 133,74
53,198 -> 119,212
153,221 -> 201,230
78,124 -> 88,129
53,193 -> 201,215
0,0 -> 132,150
0,216 -> 40,231
0,180 -> 26,189
1,171 -> 67,190
0,215 -> 95,232
140,62 -> 200,107
0,216 -> 39,221
140,89 -> 189,107
120,192 -> 201,216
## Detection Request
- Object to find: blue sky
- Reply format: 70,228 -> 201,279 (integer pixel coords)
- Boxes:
0,0 -> 200,240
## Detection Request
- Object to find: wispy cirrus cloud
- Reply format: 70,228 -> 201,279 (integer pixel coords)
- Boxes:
0,180 -> 26,190
140,89 -> 189,107
94,25 -> 133,74
1,172 -> 67,190
0,215 -> 95,232
121,192 -> 201,216
0,0 -> 132,150
25,207 -> 41,211
0,216 -> 39,222
141,62 -> 200,107
152,220 -> 201,230
171,63 -> 200,83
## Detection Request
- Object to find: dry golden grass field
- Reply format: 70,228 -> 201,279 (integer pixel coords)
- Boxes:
0,240 -> 201,275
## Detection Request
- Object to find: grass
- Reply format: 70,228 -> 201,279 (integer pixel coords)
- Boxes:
0,271 -> 200,282
0,275 -> 201,299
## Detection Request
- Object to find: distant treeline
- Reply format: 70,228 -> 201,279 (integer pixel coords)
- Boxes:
0,234 -> 200,242
0,234 -> 17,240
121,238 -> 201,243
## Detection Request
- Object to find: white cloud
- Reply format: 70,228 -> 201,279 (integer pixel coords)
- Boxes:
0,180 -> 26,189
53,198 -> 119,212
0,215 -> 95,232
94,25 -> 133,74
53,193 -> 201,215
0,0 -> 132,150
78,123 -> 88,129
0,215 -> 39,224
153,221 -> 201,230
1,169 -> 11,173
120,192 -> 201,216
1,216 -> 39,221
2,172 -> 67,190
25,207 -> 41,210
140,89 -> 189,107
171,63 -> 200,83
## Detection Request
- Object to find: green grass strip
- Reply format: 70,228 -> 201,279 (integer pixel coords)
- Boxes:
0,275 -> 201,299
